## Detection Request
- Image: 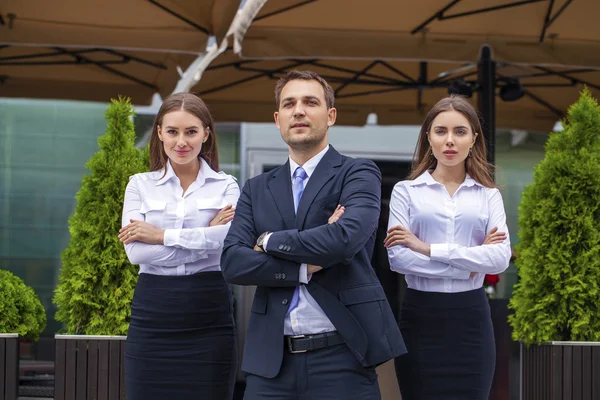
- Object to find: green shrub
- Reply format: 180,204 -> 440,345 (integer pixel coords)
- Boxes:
53,97 -> 147,335
0,270 -> 47,341
509,89 -> 600,344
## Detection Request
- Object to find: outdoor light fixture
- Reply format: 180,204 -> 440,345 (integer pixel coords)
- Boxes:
499,78 -> 525,102
448,79 -> 473,98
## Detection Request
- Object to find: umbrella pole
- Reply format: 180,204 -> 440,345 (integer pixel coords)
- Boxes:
477,44 -> 496,170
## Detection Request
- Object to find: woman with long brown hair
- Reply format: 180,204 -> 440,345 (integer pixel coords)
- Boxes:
118,92 -> 239,399
385,95 -> 511,399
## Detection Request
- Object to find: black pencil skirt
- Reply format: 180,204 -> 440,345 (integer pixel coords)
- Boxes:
395,287 -> 495,400
125,272 -> 237,400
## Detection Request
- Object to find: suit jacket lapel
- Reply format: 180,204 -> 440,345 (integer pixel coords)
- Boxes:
295,147 -> 342,229
267,162 -> 296,229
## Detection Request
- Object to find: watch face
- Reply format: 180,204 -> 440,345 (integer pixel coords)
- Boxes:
258,232 -> 267,246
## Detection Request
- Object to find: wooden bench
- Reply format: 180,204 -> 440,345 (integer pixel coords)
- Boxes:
54,335 -> 126,400
0,334 -> 19,400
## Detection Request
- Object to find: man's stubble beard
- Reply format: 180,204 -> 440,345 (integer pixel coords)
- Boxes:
283,128 -> 326,152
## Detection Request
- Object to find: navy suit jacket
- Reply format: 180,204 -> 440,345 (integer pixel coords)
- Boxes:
221,146 -> 406,378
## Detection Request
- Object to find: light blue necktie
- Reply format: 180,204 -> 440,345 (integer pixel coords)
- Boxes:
288,166 -> 308,316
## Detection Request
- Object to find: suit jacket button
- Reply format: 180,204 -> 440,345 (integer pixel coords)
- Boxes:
285,246 -> 291,251
281,273 -> 286,279
274,273 -> 280,279
282,299 -> 288,305
278,244 -> 284,250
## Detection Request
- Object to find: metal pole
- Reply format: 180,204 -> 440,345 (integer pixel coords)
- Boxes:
477,45 -> 496,167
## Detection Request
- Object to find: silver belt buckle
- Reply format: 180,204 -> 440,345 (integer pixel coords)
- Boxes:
288,334 -> 307,353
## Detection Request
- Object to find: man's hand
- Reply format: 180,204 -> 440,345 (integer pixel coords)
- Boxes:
384,225 -> 430,256
119,219 -> 164,245
307,264 -> 323,274
210,205 -> 235,226
483,227 -> 506,245
328,205 -> 345,224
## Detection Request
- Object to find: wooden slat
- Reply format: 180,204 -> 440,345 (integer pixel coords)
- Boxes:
120,341 -> 127,400
76,340 -> 88,400
97,341 -> 109,400
87,340 -> 99,400
552,345 -> 563,400
0,339 -> 6,400
55,338 -> 67,400
65,339 -> 77,400
108,341 -> 120,399
593,347 -> 600,400
522,343 -> 530,400
572,346 -> 582,400
582,346 -> 592,400
4,338 -> 18,400
563,346 -> 573,400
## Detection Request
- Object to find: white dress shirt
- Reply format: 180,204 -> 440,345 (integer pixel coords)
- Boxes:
264,145 -> 336,335
387,171 -> 511,293
122,159 -> 240,276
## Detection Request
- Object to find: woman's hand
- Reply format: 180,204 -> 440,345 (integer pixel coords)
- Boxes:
210,205 -> 235,226
328,205 -> 345,224
384,225 -> 430,256
483,227 -> 506,245
119,219 -> 164,245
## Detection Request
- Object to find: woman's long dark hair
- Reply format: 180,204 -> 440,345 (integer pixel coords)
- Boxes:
409,95 -> 495,188
149,92 -> 219,172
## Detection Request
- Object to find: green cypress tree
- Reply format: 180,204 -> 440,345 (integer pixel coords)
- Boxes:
0,270 -> 47,341
53,97 -> 147,335
509,89 -> 600,344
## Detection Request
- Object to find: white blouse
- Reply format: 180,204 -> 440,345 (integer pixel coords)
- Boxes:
387,171 -> 511,293
122,159 -> 240,276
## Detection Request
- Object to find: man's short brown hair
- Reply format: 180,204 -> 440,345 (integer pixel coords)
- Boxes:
274,70 -> 335,109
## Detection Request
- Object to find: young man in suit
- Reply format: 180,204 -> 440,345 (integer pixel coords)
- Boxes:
221,70 -> 406,399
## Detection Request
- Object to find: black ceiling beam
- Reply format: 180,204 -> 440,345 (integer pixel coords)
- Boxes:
539,0 -> 555,43
412,0 -> 543,34
379,61 -> 418,84
412,0 -> 461,34
334,61 -> 380,96
441,0 -> 544,20
147,0 -> 209,34
534,65 -> 600,91
524,89 -> 563,118
199,60 -> 313,96
255,0 -> 318,21
53,47 -> 158,90
104,49 -> 166,70
540,0 -> 573,42
309,61 -> 409,85
0,48 -> 166,70
206,59 -> 260,71
505,67 -> 597,80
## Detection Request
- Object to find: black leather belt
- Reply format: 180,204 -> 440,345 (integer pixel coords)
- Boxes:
285,331 -> 344,354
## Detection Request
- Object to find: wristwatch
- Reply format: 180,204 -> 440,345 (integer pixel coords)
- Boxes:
256,231 -> 271,252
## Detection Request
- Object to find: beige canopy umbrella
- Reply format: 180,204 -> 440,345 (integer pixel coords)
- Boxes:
0,0 -> 241,104
233,0 -> 600,68
191,49 -> 600,132
187,0 -> 600,163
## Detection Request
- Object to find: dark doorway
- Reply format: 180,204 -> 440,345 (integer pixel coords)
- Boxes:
371,160 -> 412,319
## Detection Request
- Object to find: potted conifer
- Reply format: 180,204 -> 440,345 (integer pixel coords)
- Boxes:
509,89 -> 600,399
0,269 -> 47,400
52,97 -> 147,400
